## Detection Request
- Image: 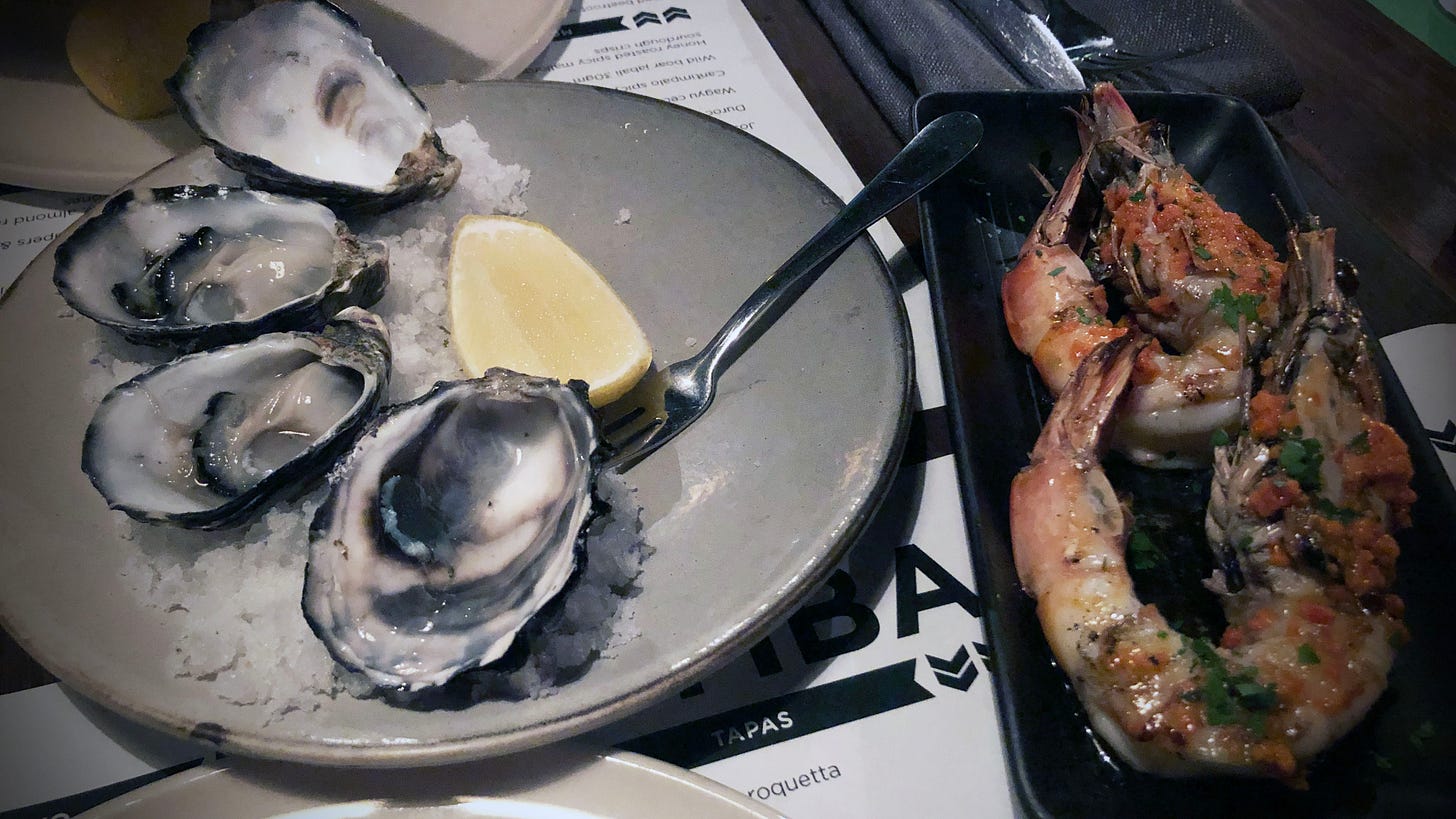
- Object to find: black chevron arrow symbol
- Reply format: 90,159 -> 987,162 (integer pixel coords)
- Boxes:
633,11 -> 662,26
926,645 -> 978,691
926,645 -> 968,673
1427,419 -> 1456,454
553,16 -> 628,41
664,6 -> 692,21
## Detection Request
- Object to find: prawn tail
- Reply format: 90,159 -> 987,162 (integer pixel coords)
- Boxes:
1022,147 -> 1093,253
1079,82 -> 1167,184
1032,332 -> 1153,464
1270,226 -> 1386,417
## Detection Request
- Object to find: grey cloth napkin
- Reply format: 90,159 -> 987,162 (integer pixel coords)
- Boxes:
805,0 -> 1303,140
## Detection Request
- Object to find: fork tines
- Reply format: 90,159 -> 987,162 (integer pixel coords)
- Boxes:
1073,43 -> 1215,76
601,404 -> 664,464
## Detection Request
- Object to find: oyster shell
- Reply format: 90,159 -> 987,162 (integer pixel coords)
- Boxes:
167,0 -> 460,212
83,308 -> 390,529
303,371 -> 602,691
54,186 -> 387,348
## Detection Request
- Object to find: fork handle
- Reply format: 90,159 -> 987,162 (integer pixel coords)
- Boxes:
689,111 -> 983,382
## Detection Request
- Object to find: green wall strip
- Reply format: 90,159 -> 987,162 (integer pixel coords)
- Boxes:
1366,0 -> 1456,65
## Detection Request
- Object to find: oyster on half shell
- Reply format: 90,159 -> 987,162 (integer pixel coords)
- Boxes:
83,308 -> 391,529
167,0 -> 461,212
55,186 -> 387,348
303,371 -> 602,691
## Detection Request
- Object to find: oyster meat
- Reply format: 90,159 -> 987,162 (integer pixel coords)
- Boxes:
83,308 -> 390,529
55,186 -> 387,348
167,0 -> 460,212
304,371 -> 601,691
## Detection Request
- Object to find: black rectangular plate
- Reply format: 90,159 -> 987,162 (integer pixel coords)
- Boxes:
914,91 -> 1456,818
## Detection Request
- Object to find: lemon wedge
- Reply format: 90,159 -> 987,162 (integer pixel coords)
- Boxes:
448,215 -> 653,407
65,0 -> 210,120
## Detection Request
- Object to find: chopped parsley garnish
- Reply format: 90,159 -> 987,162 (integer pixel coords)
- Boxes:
1279,436 -> 1324,491
1129,190 -> 1147,203
1184,637 -> 1278,735
1232,680 -> 1279,711
1074,306 -> 1102,325
1209,284 -> 1265,329
1244,712 -> 1270,737
1297,643 -> 1321,665
1373,753 -> 1394,772
1130,243 -> 1142,267
1348,430 -> 1371,454
1157,630 -> 1169,639
1047,265 -> 1065,277
1411,720 -> 1436,750
1314,496 -> 1361,523
1211,429 -> 1231,447
1128,530 -> 1163,570
1186,639 -> 1222,671
1193,245 -> 1215,260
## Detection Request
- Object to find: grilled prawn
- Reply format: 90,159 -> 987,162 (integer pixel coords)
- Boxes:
1083,83 -> 1286,467
1207,224 -> 1414,600
1001,147 -> 1127,397
1009,228 -> 1412,783
1199,225 -> 1413,777
1002,83 -> 1286,467
1011,335 -> 1295,779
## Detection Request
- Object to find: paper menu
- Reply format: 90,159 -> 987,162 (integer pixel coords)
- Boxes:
0,189 -> 99,297
0,685 -> 201,817
1379,324 -> 1456,488
524,0 -> 829,181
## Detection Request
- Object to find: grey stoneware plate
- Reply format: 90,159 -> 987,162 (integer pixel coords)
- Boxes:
79,744 -> 786,818
0,81 -> 911,764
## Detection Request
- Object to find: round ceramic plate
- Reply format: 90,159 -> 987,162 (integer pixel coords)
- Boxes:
79,744 -> 786,818
0,81 -> 911,764
0,0 -> 570,193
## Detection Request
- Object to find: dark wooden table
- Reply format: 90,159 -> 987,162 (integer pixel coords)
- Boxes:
743,0 -> 1456,337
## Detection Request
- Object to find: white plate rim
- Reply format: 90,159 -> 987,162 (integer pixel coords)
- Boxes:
77,743 -> 788,818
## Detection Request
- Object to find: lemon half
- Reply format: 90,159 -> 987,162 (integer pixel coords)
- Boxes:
448,215 -> 653,406
65,0 -> 210,119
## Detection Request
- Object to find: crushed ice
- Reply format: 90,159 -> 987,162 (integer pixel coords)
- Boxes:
85,120 -> 648,723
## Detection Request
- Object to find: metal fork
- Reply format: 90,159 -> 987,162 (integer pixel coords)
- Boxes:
599,111 -> 985,471
1072,43 -> 1216,77
1038,0 -> 1114,60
